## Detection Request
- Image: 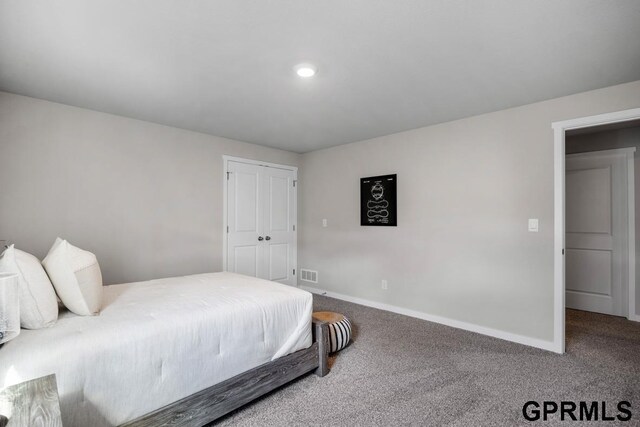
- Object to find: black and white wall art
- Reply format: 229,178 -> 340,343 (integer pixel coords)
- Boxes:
360,174 -> 397,226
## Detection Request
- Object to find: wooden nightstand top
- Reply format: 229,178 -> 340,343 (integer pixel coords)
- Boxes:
0,374 -> 62,427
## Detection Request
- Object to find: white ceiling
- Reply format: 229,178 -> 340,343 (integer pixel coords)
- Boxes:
1,1 -> 639,153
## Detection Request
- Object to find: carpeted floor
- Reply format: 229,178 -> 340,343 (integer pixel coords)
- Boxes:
216,296 -> 640,426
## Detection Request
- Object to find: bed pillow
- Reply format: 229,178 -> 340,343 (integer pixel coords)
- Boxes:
0,245 -> 59,329
42,238 -> 103,316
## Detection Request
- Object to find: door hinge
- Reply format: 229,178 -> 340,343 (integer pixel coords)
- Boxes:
293,268 -> 296,275
562,248 -> 565,255
227,171 -> 231,180
293,224 -> 296,231
227,226 -> 229,233
293,180 -> 297,187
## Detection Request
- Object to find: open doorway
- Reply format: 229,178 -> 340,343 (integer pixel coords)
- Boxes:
552,109 -> 640,354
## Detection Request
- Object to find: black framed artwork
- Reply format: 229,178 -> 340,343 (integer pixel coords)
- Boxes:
360,174 -> 397,226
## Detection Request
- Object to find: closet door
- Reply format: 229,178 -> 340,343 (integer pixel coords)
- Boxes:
226,159 -> 297,285
226,161 -> 265,278
565,149 -> 630,317
262,166 -> 296,286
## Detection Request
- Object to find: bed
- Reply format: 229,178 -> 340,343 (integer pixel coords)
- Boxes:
0,272 -> 329,427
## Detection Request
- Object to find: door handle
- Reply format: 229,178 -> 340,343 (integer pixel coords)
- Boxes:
265,236 -> 271,241
258,236 -> 264,241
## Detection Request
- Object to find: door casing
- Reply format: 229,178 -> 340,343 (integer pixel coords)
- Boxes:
222,155 -> 298,285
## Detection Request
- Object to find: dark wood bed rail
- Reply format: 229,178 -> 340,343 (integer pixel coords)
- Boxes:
122,319 -> 329,427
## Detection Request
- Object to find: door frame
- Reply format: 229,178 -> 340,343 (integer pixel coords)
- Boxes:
222,155 -> 298,282
552,107 -> 640,354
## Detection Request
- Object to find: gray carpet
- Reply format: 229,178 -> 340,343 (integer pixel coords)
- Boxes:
216,296 -> 640,426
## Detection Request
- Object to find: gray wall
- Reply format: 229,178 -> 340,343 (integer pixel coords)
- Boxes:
566,126 -> 640,316
2,81 -> 640,344
0,92 -> 300,285
298,80 -> 640,342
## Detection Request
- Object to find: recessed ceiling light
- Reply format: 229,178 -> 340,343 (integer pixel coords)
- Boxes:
294,63 -> 317,78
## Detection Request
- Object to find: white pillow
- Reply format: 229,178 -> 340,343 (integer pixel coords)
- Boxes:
42,238 -> 103,316
0,245 -> 58,329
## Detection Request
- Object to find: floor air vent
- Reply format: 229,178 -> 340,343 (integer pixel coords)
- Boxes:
300,269 -> 318,283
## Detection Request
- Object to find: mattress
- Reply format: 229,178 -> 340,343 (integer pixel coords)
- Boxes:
0,272 -> 313,426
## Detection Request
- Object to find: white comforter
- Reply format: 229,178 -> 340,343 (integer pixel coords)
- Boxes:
0,272 -> 313,426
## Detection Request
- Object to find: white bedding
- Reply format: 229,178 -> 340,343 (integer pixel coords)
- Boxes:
0,272 -> 313,426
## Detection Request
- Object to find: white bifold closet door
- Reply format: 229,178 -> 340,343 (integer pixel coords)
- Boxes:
226,160 -> 297,286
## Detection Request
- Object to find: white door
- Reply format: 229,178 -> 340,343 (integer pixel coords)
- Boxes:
226,159 -> 297,286
262,166 -> 297,285
565,149 -> 631,317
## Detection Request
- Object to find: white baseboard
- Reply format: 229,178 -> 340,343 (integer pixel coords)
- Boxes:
301,285 -> 559,353
628,314 -> 640,322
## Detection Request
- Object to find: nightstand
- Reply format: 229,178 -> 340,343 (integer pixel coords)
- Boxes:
0,374 -> 62,426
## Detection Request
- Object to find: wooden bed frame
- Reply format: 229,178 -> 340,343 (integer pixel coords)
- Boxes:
122,318 -> 329,427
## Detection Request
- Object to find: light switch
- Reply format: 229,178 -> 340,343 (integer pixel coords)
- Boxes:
322,219 -> 328,227
528,218 -> 539,232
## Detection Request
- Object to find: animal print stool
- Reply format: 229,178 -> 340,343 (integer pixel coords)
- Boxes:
312,311 -> 352,353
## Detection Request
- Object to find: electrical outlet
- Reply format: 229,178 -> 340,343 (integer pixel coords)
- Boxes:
381,279 -> 388,290
322,219 -> 328,227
